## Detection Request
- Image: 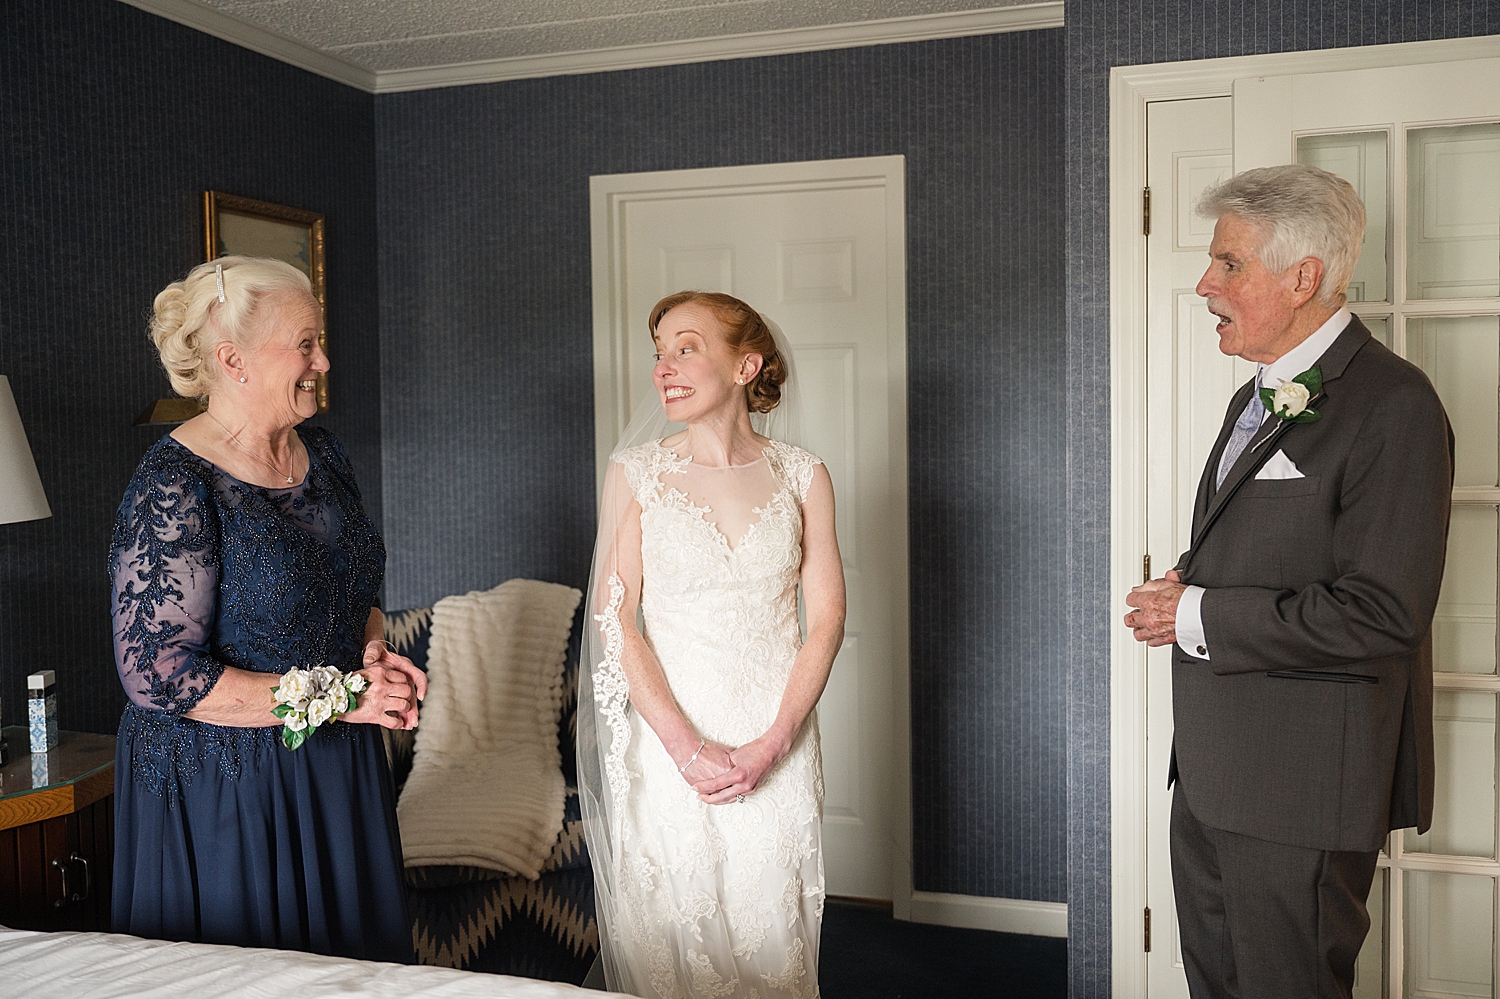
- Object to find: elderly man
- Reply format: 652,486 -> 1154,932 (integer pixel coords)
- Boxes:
1125,164 -> 1454,999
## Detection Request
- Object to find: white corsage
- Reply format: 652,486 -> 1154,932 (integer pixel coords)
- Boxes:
272,665 -> 369,750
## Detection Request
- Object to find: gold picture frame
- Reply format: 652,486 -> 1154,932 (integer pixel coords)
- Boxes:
205,191 -> 329,412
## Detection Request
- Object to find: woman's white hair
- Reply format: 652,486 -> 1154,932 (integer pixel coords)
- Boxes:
1196,164 -> 1366,308
149,255 -> 314,400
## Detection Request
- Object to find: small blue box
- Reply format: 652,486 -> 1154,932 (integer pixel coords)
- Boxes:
28,670 -> 57,754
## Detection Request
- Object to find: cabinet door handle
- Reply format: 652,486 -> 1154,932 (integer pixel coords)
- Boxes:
51,857 -> 71,908
50,853 -> 91,907
72,854 -> 91,901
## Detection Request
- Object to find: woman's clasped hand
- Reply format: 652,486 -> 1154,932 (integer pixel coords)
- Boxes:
344,640 -> 428,731
677,734 -> 790,805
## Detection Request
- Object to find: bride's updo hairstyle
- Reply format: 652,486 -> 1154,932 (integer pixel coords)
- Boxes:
649,291 -> 786,413
149,255 -> 314,400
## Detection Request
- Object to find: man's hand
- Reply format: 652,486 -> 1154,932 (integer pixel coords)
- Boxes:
1125,569 -> 1188,647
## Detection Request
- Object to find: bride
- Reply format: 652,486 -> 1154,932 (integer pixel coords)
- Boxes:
579,291 -> 845,998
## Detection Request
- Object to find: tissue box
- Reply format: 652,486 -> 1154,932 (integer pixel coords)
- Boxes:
27,670 -> 57,754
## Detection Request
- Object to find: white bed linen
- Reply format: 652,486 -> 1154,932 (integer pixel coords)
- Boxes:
0,926 -> 624,998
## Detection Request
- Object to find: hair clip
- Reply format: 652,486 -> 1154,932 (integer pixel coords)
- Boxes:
215,263 -> 225,304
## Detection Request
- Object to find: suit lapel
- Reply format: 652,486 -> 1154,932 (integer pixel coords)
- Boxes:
1191,414 -> 1299,547
1183,316 -> 1374,564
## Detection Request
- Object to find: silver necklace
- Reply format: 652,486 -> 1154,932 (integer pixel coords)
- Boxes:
206,411 -> 296,485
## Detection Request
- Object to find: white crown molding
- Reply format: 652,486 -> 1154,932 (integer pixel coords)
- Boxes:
118,0 -> 376,91
373,3 -> 1063,93
117,0 -> 1063,95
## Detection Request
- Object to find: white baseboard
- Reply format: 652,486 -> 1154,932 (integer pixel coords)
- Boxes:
906,891 -> 1068,938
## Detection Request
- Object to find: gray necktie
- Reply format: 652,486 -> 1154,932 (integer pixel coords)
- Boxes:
1216,381 -> 1266,488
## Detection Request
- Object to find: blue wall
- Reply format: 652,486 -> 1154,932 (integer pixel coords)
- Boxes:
1063,2 -> 1500,995
0,0 -> 381,735
376,31 -> 1069,903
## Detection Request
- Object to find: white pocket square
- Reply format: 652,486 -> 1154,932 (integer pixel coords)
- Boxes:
1255,449 -> 1305,480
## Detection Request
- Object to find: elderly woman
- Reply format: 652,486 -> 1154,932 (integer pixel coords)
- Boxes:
109,256 -> 424,960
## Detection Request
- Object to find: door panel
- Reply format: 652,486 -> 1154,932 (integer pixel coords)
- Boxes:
1145,94 -> 1236,999
1236,55 -> 1500,997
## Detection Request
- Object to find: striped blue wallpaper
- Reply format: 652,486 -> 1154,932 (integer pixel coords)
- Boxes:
376,31 -> 1069,903
0,0 -> 381,736
1064,2 -> 1500,995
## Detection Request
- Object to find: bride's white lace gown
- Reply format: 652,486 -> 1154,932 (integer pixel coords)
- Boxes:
594,438 -> 826,999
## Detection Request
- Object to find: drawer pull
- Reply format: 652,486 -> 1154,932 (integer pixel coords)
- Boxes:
51,853 -> 91,907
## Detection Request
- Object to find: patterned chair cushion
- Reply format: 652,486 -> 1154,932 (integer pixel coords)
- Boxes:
383,604 -> 595,983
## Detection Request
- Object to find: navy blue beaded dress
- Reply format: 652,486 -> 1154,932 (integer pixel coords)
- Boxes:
108,427 -> 412,962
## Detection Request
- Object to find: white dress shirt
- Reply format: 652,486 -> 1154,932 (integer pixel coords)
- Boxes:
1175,306 -> 1352,660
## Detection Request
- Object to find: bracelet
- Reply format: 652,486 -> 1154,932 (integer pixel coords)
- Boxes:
678,738 -> 706,773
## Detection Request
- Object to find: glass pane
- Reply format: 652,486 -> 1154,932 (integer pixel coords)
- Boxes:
1352,867 -> 1387,999
1407,121 -> 1500,301
1408,316 -> 1500,488
1405,871 -> 1494,998
1406,690 -> 1497,857
1299,130 -> 1390,303
1362,315 -> 1391,348
1434,505 -> 1498,676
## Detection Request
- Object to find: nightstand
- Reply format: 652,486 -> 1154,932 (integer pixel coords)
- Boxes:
0,726 -> 114,931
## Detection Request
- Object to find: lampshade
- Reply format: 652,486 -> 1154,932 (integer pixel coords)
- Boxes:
0,376 -> 52,525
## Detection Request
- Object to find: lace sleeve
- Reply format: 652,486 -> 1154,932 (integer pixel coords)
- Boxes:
108,455 -> 225,715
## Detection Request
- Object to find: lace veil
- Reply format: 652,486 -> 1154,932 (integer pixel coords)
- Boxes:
576,316 -> 803,993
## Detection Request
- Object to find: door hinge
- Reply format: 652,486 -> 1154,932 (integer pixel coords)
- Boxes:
1143,186 -> 1152,236
1143,553 -> 1152,583
1144,906 -> 1152,952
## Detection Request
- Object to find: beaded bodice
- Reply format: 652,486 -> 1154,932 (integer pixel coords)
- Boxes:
108,428 -> 383,793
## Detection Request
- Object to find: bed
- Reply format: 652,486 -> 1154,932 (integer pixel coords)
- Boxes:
0,925 -> 624,998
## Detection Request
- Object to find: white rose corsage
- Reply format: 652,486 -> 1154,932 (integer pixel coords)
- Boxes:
271,665 -> 369,750
1259,365 -> 1324,424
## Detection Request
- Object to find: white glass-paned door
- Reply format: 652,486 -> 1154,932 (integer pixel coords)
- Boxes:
1239,53 -> 1500,996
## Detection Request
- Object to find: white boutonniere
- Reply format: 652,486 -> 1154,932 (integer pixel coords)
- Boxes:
272,665 -> 369,750
1260,366 -> 1324,424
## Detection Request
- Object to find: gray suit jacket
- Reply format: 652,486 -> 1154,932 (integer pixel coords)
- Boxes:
1170,316 -> 1454,853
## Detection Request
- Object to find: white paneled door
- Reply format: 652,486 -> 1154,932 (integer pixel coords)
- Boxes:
589,157 -> 910,902
1144,94 -> 1236,999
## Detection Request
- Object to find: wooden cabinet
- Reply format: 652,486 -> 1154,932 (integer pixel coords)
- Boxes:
0,727 -> 114,931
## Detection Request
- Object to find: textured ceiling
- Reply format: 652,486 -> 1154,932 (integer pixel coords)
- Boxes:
193,0 -> 1040,71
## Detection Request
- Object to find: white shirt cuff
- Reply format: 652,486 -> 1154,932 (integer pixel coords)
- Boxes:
1176,585 -> 1210,660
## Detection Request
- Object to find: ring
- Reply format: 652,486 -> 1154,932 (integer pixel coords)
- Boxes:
735,794 -> 745,804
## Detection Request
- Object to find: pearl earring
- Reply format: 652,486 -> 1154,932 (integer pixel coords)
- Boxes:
239,376 -> 247,383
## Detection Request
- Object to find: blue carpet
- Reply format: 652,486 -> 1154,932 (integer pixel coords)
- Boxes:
819,899 -> 1067,999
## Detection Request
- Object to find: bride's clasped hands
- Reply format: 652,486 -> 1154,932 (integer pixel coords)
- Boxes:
680,732 -> 794,805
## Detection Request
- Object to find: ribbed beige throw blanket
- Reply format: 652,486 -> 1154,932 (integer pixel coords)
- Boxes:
397,579 -> 582,879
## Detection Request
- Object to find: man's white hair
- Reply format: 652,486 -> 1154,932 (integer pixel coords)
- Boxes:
1196,164 -> 1366,308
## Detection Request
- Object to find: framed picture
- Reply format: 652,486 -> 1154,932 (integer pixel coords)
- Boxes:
205,191 -> 329,412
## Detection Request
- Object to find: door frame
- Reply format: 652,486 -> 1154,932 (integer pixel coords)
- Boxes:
587,155 -> 914,918
1108,35 -> 1500,997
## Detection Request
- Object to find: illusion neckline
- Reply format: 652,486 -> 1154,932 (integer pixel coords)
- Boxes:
163,431 -> 313,491
655,438 -> 773,470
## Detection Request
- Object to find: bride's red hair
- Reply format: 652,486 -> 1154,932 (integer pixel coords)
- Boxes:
649,291 -> 786,414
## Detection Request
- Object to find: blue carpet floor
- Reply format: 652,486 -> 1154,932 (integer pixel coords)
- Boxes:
819,898 -> 1068,999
